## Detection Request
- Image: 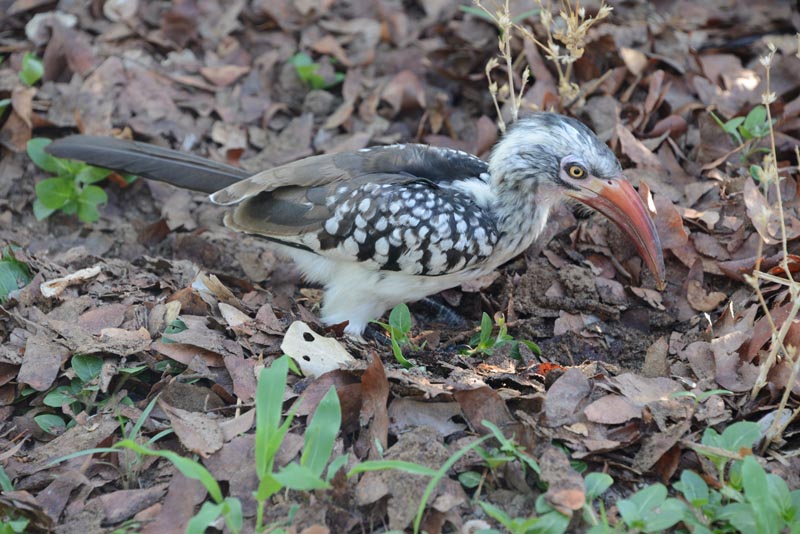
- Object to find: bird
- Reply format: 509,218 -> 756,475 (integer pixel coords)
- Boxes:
45,113 -> 666,336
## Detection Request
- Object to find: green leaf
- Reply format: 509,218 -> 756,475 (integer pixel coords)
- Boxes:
289,52 -> 314,68
75,165 -> 112,185
458,470 -> 482,489
618,484 -> 668,529
163,319 -> 188,336
347,459 -> 438,477
114,439 -> 223,503
724,116 -> 745,135
77,185 -> 108,222
27,138 -> 61,173
719,502 -> 758,533
520,339 -> 542,355
458,5 -> 495,22
0,518 -> 29,534
742,455 -> 777,534
32,198 -> 57,220
273,462 -> 331,491
674,469 -> 709,507
19,52 -> 43,86
585,472 -> 613,501
326,454 -> 349,483
511,8 -> 540,23
0,464 -> 14,492
641,498 -> 684,532
255,356 -> 289,478
36,177 -> 76,209
34,414 -> 66,434
186,501 -> 224,534
0,248 -> 31,301
254,471 -> 282,503
389,303 -> 412,335
719,421 -> 762,453
631,483 -> 667,510
479,312 -> 493,346
72,354 -> 103,383
743,105 -> 767,138
477,501 -> 514,528
221,497 -> 243,532
43,386 -> 75,407
0,97 -> 12,114
391,336 -> 412,368
129,395 -> 161,441
693,388 -> 733,403
526,510 -> 570,534
290,53 -> 322,87
766,473 -> 794,522
300,385 -> 341,478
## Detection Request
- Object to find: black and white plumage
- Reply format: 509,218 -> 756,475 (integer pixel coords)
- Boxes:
46,113 -> 666,335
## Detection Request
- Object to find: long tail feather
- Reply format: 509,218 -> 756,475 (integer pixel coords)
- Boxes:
45,135 -> 248,193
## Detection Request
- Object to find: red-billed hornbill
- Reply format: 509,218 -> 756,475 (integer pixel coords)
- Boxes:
46,113 -> 666,335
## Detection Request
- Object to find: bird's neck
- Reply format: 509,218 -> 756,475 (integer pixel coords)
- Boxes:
489,179 -> 558,264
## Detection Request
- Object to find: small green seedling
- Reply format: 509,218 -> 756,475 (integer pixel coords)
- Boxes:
0,246 -> 31,302
465,312 -> 540,358
289,52 -> 344,90
710,105 -> 775,161
373,303 -> 420,368
478,497 -> 570,534
38,354 -> 140,435
50,395 -> 173,489
672,388 -> 733,406
57,356 -> 343,534
27,138 -> 118,222
616,483 -> 686,532
671,422 -> 800,534
19,52 -> 43,86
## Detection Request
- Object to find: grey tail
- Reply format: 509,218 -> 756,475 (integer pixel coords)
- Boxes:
45,135 -> 248,193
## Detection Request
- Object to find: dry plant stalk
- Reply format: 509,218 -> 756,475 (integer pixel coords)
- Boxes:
516,0 -> 612,105
745,43 -> 800,446
473,0 -> 610,131
473,0 -> 530,132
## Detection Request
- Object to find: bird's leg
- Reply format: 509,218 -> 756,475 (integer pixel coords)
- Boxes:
411,297 -> 470,329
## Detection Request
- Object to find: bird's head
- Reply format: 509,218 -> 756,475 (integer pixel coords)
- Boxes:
488,112 -> 666,290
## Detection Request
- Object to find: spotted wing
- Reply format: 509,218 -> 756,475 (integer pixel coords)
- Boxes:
218,145 -> 499,275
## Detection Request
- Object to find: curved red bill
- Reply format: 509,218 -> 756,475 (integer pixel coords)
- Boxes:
567,177 -> 666,290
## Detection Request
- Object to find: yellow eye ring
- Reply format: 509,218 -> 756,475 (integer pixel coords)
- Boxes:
567,164 -> 586,179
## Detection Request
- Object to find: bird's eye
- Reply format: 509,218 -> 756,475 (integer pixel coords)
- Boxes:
567,164 -> 586,179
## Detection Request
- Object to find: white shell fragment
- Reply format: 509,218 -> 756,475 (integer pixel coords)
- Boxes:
40,265 -> 103,298
280,321 -> 356,378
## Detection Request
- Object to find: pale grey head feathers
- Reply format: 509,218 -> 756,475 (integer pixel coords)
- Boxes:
488,112 -> 622,188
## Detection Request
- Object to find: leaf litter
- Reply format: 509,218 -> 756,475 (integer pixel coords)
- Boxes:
0,0 -> 799,532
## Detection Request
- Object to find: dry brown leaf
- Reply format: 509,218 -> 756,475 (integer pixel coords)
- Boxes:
388,399 -> 465,438
360,354 -> 389,459
381,70 -> 426,115
584,395 -> 641,425
686,280 -> 727,312
540,446 -> 585,515
544,369 -> 591,427
630,287 -> 666,310
453,386 -> 516,434
18,335 -> 70,392
159,399 -> 223,458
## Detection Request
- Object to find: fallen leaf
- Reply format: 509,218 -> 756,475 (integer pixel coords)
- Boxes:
281,321 -> 356,378
686,280 -> 727,312
159,399 -> 224,458
544,369 -> 591,427
584,395 -> 641,425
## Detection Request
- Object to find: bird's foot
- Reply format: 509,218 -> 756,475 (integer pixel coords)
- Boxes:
412,297 -> 469,329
